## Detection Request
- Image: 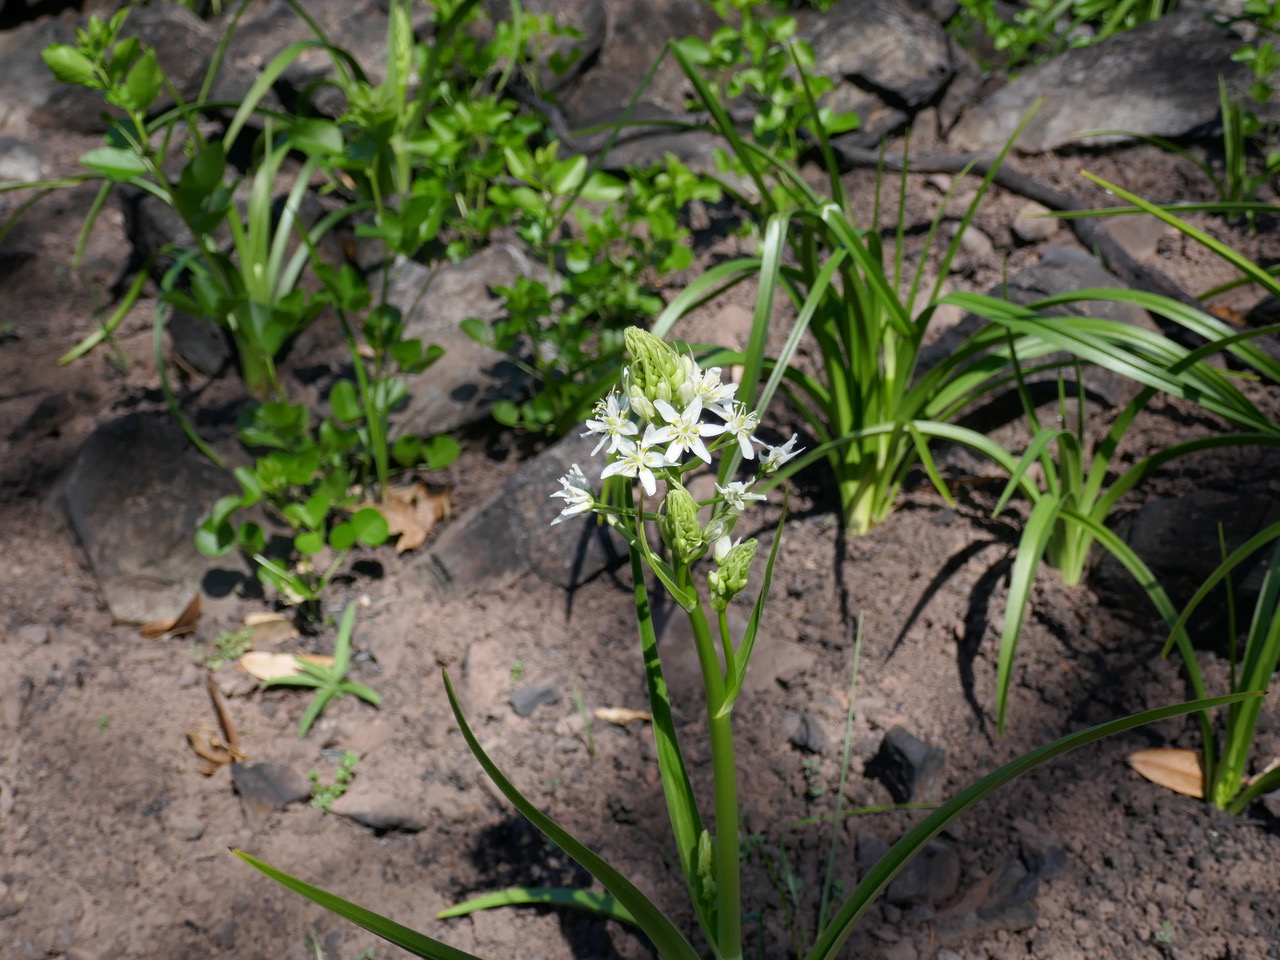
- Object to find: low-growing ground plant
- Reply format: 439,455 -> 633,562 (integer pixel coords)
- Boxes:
260,603 -> 381,737
951,0 -> 1176,69
235,328 -> 1254,960
310,750 -> 360,813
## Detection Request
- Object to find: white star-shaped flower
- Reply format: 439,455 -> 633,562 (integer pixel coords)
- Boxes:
651,397 -> 725,465
719,403 -> 759,459
716,480 -> 766,512
691,366 -> 740,419
759,434 -> 804,475
550,464 -> 595,524
581,391 -> 637,456
600,425 -> 678,497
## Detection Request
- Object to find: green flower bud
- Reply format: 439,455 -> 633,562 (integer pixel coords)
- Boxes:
696,829 -> 717,903
660,483 -> 704,565
624,327 -> 693,418
707,537 -> 758,611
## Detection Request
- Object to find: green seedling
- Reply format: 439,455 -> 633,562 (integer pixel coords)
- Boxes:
1162,523 -> 1280,813
196,626 -> 255,671
261,603 -> 381,737
310,750 -> 360,813
96,715 -> 110,732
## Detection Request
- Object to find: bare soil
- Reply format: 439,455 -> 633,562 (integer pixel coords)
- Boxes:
2,122 -> 1280,960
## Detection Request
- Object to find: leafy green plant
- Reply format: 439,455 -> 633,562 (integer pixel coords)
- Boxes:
195,399 -> 394,616
1161,523 -> 1280,812
310,750 -> 360,813
985,348 -> 1280,731
234,328 -> 1258,960
28,8 -> 349,400
261,603 -> 381,738
952,0 -> 1176,69
463,149 -> 717,434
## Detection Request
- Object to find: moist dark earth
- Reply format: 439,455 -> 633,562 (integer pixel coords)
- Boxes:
2,2 -> 1280,960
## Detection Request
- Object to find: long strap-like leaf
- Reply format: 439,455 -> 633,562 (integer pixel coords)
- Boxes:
442,672 -> 701,960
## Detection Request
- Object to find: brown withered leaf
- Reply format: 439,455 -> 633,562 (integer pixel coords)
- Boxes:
594,706 -> 652,726
243,611 -> 296,647
366,481 -> 452,553
139,592 -> 202,639
1128,747 -> 1204,798
186,724 -> 245,775
237,650 -> 334,682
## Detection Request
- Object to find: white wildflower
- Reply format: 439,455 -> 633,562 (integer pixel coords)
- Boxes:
719,403 -> 759,459
651,397 -> 725,465
582,391 -> 637,456
716,480 -> 766,512
601,424 -> 679,497
550,464 -> 595,524
712,534 -> 741,564
691,366 -> 740,419
759,434 -> 803,475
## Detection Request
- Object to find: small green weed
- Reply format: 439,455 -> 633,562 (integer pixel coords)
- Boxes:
310,750 -> 360,813
195,626 -> 254,671
96,715 -> 110,732
801,758 -> 826,799
260,603 -> 381,738
508,660 -> 524,685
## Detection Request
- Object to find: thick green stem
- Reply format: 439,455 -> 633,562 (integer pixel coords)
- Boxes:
687,600 -> 741,960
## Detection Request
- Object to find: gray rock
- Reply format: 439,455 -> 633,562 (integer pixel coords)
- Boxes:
58,413 -> 238,624
0,136 -> 43,183
1093,487 -> 1280,631
865,726 -> 947,803
168,308 -> 233,377
556,0 -> 719,167
231,761 -> 312,825
788,712 -> 827,753
1011,201 -> 1059,244
936,857 -> 1039,946
801,0 -> 955,111
415,428 -> 627,596
951,12 -> 1250,153
886,839 -> 961,906
387,247 -> 541,437
329,783 -> 426,832
510,681 -> 561,717
857,830 -> 891,874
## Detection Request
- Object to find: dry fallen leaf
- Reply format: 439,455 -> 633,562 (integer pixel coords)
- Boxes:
186,724 -> 245,775
139,592 -> 201,639
594,706 -> 652,726
366,481 -> 452,553
1128,747 -> 1204,798
237,650 -> 334,682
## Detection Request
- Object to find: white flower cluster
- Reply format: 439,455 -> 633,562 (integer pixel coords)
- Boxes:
551,331 -> 802,531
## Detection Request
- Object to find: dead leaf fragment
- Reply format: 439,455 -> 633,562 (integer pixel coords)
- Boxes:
237,650 -> 334,682
186,725 -> 245,775
1128,747 -> 1204,798
139,592 -> 201,639
594,706 -> 652,726
365,481 -> 451,553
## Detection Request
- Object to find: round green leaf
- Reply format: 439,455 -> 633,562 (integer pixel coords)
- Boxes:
329,379 -> 361,423
350,506 -> 389,547
492,399 -> 520,426
328,521 -> 355,552
295,530 -> 325,555
424,434 -> 461,470
237,521 -> 266,554
391,434 -> 423,467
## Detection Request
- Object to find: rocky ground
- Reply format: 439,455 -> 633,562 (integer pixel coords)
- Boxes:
1,2 -> 1280,960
